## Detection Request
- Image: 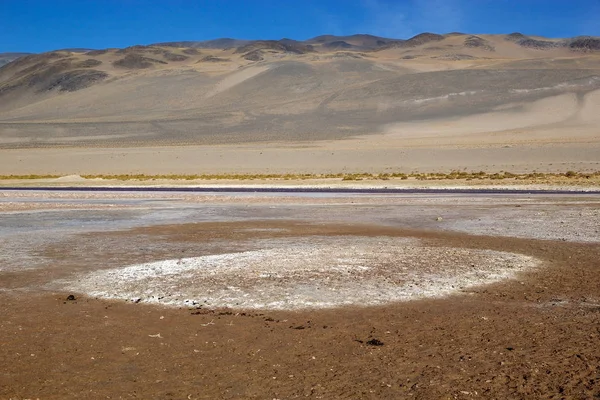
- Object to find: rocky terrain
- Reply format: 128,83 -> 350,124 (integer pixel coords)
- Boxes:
0,52 -> 32,67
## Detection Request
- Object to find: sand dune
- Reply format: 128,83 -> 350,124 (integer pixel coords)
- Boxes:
383,93 -> 582,138
579,88 -> 600,122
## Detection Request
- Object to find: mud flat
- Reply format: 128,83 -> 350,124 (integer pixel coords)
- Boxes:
1,190 -> 599,399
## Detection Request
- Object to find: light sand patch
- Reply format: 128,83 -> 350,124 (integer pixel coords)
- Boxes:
53,236 -> 540,310
204,65 -> 270,98
52,174 -> 87,182
384,93 -> 579,138
1,142 -> 599,175
579,88 -> 600,123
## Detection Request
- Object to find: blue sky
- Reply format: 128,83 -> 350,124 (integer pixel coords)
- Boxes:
1,0 -> 599,53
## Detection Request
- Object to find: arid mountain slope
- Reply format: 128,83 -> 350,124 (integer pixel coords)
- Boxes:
0,33 -> 599,148
0,52 -> 32,67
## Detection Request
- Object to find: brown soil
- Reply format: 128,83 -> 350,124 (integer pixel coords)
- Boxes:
1,220 -> 599,399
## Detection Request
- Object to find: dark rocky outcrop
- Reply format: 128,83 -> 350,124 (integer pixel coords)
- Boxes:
75,59 -> 102,68
198,56 -> 230,63
308,34 -> 399,49
505,33 -> 561,50
435,54 -> 477,61
518,38 -> 560,49
235,40 -> 315,55
464,36 -> 495,51
182,48 -> 201,55
569,37 -> 600,51
42,70 -> 108,91
116,45 -> 164,55
155,39 -> 250,49
113,54 -> 167,69
323,41 -> 354,50
506,32 -> 527,41
401,33 -> 444,47
243,50 -> 264,62
163,52 -> 189,62
0,51 -> 108,95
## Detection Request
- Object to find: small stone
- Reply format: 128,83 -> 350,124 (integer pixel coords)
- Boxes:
66,294 -> 76,301
436,217 -> 443,221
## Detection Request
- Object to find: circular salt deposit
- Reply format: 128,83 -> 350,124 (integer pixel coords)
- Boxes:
58,236 -> 539,310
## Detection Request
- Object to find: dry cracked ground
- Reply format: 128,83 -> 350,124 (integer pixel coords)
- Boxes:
0,190 -> 599,399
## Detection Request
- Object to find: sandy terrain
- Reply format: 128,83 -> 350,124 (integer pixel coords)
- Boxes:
1,141 -> 599,176
1,190 -> 599,398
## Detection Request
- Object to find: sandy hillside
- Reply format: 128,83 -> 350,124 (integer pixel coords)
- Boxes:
0,33 -> 599,174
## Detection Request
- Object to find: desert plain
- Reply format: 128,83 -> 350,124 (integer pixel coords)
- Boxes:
0,189 -> 599,399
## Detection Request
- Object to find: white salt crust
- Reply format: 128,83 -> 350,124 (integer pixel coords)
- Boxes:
56,237 -> 540,310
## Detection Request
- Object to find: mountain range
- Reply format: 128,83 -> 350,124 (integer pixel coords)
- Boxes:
1,32 -> 599,150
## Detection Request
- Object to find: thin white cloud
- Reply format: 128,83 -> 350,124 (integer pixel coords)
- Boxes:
413,0 -> 464,34
319,12 -> 345,37
359,0 -> 464,38
579,3 -> 600,36
309,4 -> 346,38
360,0 -> 413,38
